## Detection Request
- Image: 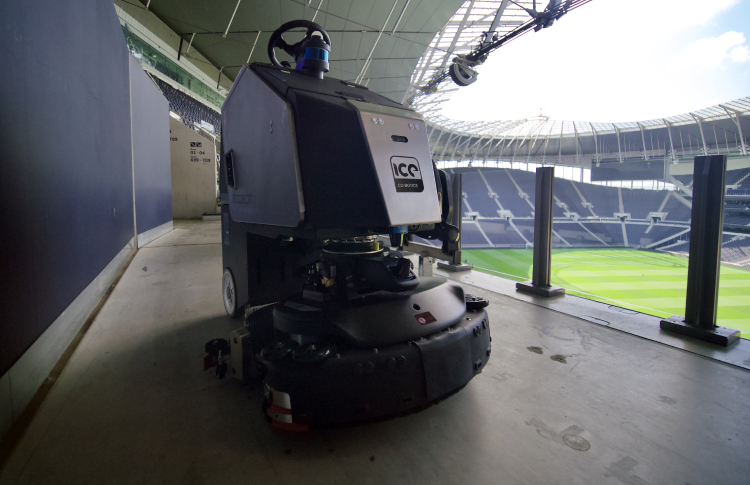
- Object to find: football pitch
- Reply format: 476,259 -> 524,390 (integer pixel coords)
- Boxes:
463,248 -> 750,340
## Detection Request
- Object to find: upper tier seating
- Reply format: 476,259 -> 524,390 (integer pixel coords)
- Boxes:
578,184 -> 621,218
152,77 -> 221,135
461,171 -> 501,218
621,189 -> 670,219
481,170 -> 534,218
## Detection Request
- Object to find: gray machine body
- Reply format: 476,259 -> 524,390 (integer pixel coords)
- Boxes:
221,68 -> 305,227
221,64 -> 441,232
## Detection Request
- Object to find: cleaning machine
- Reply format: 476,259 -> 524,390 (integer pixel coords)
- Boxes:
214,20 -> 490,429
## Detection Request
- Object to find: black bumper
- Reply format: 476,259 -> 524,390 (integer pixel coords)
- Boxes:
263,308 -> 491,428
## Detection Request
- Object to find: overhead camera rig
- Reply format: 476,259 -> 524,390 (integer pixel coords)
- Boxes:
408,0 -> 593,104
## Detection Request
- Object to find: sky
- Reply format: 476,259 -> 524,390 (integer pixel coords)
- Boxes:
442,0 -> 750,123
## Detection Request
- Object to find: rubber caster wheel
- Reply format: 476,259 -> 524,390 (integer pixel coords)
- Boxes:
222,268 -> 242,318
465,293 -> 489,311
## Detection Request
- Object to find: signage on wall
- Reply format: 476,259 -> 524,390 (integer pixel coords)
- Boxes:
190,143 -> 211,163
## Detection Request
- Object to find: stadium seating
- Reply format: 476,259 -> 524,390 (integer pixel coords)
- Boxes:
554,179 -> 591,217
577,222 -> 620,245
510,219 -> 534,243
553,222 -> 605,246
621,189 -> 669,219
726,167 -> 750,187
722,237 -> 750,264
724,214 -> 750,226
578,184 -> 621,218
460,221 -> 492,247
448,164 -> 750,267
481,170 -> 534,217
460,171 -> 501,218
662,195 -> 692,222
479,220 -> 526,246
625,223 -> 650,246
152,77 -> 221,135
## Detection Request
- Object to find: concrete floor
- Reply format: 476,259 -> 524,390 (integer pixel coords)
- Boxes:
2,220 -> 749,485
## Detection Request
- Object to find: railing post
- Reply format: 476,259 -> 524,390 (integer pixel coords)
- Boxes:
516,167 -> 565,297
660,155 -> 740,346
438,173 -> 472,272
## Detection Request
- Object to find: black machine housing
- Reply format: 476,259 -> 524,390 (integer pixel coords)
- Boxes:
218,22 -> 489,428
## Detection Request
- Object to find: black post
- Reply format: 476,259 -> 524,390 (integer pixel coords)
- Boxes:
516,167 -> 565,297
437,173 -> 472,272
660,155 -> 739,346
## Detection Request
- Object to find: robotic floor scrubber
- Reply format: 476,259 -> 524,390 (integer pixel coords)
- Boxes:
216,20 -> 490,429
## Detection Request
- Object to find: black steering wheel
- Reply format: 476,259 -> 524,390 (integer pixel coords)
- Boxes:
267,20 -> 332,68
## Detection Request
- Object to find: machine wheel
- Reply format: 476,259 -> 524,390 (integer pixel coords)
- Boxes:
465,293 -> 489,311
222,268 -> 242,318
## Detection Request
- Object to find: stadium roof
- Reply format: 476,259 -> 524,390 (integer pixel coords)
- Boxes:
120,0 -> 748,160
404,0 -> 538,106
426,97 -> 750,139
121,0 -> 464,101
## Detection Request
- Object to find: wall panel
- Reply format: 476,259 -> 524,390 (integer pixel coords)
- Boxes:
0,0 -> 134,376
130,56 -> 173,238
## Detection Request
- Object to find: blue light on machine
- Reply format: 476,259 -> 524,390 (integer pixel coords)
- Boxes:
304,47 -> 328,61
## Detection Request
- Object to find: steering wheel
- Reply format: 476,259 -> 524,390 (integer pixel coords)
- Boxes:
267,20 -> 332,68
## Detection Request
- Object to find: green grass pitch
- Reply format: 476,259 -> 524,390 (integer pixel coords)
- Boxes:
463,248 -> 750,340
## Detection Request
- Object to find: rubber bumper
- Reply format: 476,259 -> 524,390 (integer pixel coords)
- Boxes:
263,309 -> 491,428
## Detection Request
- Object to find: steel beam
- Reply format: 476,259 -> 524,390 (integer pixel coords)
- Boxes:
638,122 -> 649,160
432,128 -> 446,154
614,125 -> 623,162
311,0 -> 324,22
663,119 -> 677,162
391,0 -> 411,33
439,131 -> 457,159
721,105 -> 747,155
186,33 -> 196,55
439,0 -> 477,69
660,155 -> 739,346
591,126 -> 599,166
223,0 -> 241,38
481,0 -> 510,47
691,113 -> 709,155
356,0 -> 401,83
246,31 -> 261,63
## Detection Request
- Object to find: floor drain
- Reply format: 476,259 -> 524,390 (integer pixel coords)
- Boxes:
563,434 -> 590,451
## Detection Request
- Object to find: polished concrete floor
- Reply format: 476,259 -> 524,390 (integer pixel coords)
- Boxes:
2,220 -> 749,485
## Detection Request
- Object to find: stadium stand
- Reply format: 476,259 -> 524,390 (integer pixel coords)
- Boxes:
722,237 -> 750,264
578,184 -> 621,218
461,171 -> 500,218
461,221 -> 493,247
643,224 -> 689,245
578,222 -> 621,245
625,223 -> 650,246
480,220 -> 526,246
726,167 -> 750,187
554,222 -> 603,246
151,77 -> 221,135
724,214 -> 750,226
621,188 -> 669,219
662,194 -> 692,222
482,170 -> 534,217
555,179 -> 591,217
453,166 -> 750,266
